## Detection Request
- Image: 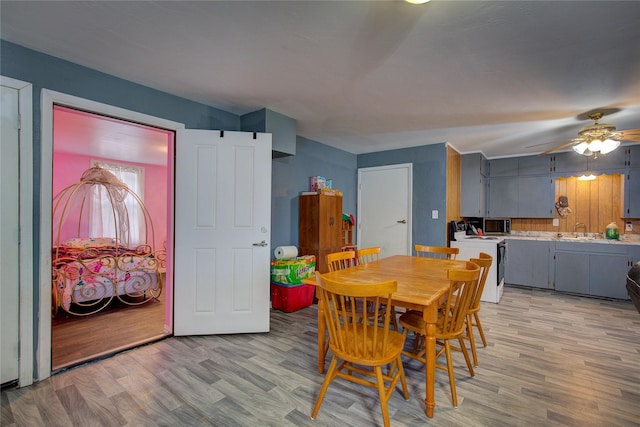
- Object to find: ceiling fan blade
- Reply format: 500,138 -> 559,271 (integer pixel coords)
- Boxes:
526,141 -> 559,148
620,128 -> 640,136
539,141 -> 579,155
622,135 -> 640,142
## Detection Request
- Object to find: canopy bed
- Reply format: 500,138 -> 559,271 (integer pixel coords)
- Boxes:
51,166 -> 163,316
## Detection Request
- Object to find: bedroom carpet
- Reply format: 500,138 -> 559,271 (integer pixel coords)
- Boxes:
4,286 -> 640,426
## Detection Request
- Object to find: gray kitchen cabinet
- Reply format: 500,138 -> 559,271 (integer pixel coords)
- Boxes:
589,253 -> 631,299
505,239 -> 553,288
555,242 -> 631,299
461,153 -> 487,217
487,176 -> 554,218
587,148 -> 628,174
488,158 -> 518,177
630,246 -> 640,264
518,155 -> 552,176
487,177 -> 518,217
552,152 -> 588,175
628,145 -> 640,168
555,251 -> 590,294
623,169 -> 640,218
518,176 -> 555,218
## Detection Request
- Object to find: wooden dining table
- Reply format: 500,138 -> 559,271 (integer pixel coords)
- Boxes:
303,254 -> 468,419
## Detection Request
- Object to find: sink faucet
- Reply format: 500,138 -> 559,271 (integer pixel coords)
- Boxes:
573,222 -> 588,237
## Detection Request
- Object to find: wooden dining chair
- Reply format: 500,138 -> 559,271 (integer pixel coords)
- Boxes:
398,261 -> 480,407
356,246 -> 380,265
312,272 -> 409,427
464,252 -> 492,366
414,244 -> 459,260
326,250 -> 356,272
356,247 -> 399,330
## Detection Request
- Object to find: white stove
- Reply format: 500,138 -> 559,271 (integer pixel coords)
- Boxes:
450,231 -> 506,303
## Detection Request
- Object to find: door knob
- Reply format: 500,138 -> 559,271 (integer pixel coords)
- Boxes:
252,240 -> 268,247
397,220 -> 407,224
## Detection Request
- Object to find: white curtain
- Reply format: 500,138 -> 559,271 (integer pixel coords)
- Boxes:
90,162 -> 145,247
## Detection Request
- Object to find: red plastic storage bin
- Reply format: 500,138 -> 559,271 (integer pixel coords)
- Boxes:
270,282 -> 315,313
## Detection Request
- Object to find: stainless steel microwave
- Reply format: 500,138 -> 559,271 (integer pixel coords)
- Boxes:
483,218 -> 511,235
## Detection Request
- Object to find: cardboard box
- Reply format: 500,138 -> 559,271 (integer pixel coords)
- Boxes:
270,255 -> 316,285
309,176 -> 327,192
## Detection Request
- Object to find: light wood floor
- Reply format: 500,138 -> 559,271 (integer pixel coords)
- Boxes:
3,286 -> 640,426
52,293 -> 168,371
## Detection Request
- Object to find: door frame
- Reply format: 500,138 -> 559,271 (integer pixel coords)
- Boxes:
39,89 -> 185,380
1,76 -> 33,387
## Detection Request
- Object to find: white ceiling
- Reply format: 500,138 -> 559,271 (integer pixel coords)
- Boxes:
3,1 -> 640,159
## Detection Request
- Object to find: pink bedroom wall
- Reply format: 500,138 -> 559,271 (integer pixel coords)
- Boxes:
52,151 -> 168,251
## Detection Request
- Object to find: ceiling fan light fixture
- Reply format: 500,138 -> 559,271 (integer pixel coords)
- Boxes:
600,138 -> 620,154
573,141 -> 590,155
587,138 -> 603,153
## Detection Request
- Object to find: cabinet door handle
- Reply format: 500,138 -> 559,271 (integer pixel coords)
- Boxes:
252,240 -> 268,247
397,220 -> 407,224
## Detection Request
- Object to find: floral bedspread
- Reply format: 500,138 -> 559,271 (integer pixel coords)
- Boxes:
53,244 -> 160,312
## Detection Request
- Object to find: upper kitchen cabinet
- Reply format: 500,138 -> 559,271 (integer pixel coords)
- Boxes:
241,108 -> 296,158
551,152 -> 588,175
518,155 -> 553,176
487,176 -> 554,218
627,145 -> 640,168
460,153 -> 488,217
488,157 -> 518,177
586,148 -> 628,174
517,176 -> 555,217
623,169 -> 640,218
487,177 -> 518,217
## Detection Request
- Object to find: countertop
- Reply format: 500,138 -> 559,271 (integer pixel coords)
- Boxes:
504,232 -> 640,245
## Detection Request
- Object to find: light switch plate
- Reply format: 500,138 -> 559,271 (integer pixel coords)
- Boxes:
431,209 -> 438,219
626,221 -> 633,232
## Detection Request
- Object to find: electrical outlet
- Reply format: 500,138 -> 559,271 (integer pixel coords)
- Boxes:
552,218 -> 560,227
626,221 -> 633,232
431,210 -> 438,219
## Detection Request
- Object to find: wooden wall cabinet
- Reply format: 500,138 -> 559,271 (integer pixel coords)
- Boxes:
299,194 -> 343,273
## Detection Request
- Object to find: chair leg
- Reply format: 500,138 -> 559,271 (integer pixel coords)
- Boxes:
466,314 -> 479,366
396,355 -> 409,400
389,305 -> 398,331
458,336 -> 475,377
474,312 -> 488,347
374,366 -> 391,427
443,340 -> 458,407
311,357 -> 339,420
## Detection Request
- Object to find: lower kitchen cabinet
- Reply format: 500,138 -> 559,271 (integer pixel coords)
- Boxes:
555,252 -> 590,294
589,254 -> 630,299
505,239 -> 553,288
554,242 -> 631,299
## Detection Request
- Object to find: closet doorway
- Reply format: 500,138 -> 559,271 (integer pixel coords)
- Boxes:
51,106 -> 175,371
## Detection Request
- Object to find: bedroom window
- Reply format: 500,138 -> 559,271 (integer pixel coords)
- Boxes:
90,161 -> 145,246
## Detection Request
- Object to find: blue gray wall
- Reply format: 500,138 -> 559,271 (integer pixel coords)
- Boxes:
358,144 -> 449,248
272,136 -> 357,250
1,39 -> 446,378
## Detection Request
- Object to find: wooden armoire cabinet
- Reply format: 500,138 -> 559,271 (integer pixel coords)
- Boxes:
298,194 -> 343,273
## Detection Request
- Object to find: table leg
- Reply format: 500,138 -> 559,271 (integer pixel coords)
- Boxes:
317,296 -> 326,374
424,313 -> 437,418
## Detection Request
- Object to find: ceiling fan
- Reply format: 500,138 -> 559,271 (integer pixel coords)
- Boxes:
536,112 -> 640,156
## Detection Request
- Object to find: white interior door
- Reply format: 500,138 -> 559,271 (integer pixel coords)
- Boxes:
1,84 -> 20,384
174,130 -> 272,335
358,163 -> 412,258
